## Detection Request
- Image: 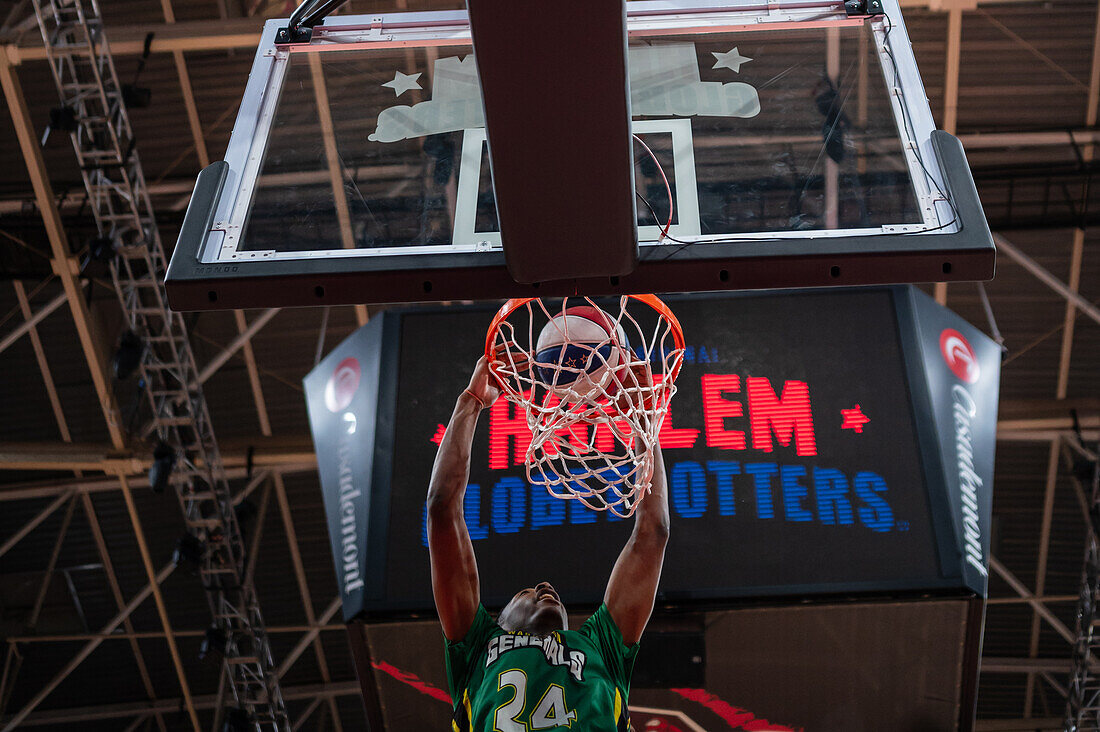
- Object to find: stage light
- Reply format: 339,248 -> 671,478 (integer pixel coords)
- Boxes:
173,532 -> 206,570
48,106 -> 79,132
113,331 -> 145,380
121,33 -> 155,110
148,441 -> 176,494
199,626 -> 227,663
121,84 -> 152,109
222,707 -> 253,732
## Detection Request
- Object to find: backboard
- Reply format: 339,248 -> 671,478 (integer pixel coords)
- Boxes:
165,0 -> 995,311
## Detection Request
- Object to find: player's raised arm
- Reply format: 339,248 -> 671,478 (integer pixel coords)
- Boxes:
603,444 -> 670,646
427,356 -> 500,641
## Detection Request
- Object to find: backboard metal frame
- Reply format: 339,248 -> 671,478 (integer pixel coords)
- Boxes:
166,0 -> 995,310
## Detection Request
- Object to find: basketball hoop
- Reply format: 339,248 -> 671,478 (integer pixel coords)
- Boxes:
486,295 -> 685,518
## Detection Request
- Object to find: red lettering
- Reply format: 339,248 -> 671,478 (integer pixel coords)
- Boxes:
701,374 -> 746,450
655,375 -> 699,448
746,376 -> 817,456
594,417 -> 635,453
488,395 -> 533,468
540,394 -> 591,457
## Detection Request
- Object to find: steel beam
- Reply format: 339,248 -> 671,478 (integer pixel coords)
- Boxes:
0,489 -> 73,559
993,234 -> 1100,328
26,494 -> 76,630
0,495 -> 78,719
0,290 -> 65,356
1057,7 -> 1100,720
196,308 -> 279,383
0,462 -> 317,502
0,680 -> 361,727
290,697 -> 324,732
273,473 -> 343,731
973,719 -> 1062,731
0,561 -> 176,732
81,492 -> 167,732
990,556 -> 1075,644
7,622 -> 346,644
11,282 -> 71,442
233,310 -> 272,436
277,597 -> 342,678
117,475 -> 200,731
0,51 -> 125,449
158,0 -> 209,168
5,17 -> 264,61
1024,438 -> 1063,715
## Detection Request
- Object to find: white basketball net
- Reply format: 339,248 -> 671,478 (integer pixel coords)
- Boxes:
488,296 -> 684,518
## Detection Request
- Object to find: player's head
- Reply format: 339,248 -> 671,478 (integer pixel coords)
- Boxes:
498,581 -> 568,635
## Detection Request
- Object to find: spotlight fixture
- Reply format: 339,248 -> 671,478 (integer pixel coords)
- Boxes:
173,532 -> 206,570
121,84 -> 152,109
148,441 -> 176,494
199,626 -> 227,663
222,707 -> 253,732
121,33 -> 155,110
90,236 -> 115,259
48,106 -> 79,132
113,330 -> 145,380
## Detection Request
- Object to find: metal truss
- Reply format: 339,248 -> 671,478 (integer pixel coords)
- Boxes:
1064,449 -> 1100,730
28,0 -> 288,727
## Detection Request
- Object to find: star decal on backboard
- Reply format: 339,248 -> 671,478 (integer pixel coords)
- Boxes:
711,47 -> 752,73
382,70 -> 422,96
840,405 -> 870,433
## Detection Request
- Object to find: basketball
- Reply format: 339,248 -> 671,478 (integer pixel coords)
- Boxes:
534,305 -> 629,400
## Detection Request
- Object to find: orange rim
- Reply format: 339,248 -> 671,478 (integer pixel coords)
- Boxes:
484,295 -> 686,386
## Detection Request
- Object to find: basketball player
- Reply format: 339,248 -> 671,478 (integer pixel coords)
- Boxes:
427,355 -> 669,731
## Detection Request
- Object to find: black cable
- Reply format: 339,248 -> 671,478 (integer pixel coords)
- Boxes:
634,15 -> 960,264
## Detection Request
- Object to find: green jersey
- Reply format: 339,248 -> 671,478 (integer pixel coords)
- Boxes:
445,604 -> 637,731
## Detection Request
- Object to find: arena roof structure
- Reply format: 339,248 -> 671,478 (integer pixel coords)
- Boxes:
0,0 -> 1097,729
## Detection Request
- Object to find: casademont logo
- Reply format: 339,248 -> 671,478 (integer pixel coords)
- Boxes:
323,356 -> 365,596
325,357 -> 361,412
939,329 -> 980,384
939,327 -> 987,578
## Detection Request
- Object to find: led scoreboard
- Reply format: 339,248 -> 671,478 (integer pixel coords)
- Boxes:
305,287 -> 999,620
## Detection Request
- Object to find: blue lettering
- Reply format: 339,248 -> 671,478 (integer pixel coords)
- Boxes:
670,461 -> 708,518
780,465 -> 813,522
745,462 -> 779,519
569,498 -> 597,524
465,484 -> 490,539
683,345 -> 695,364
492,477 -> 526,534
813,468 -> 854,525
698,346 -> 710,363
530,482 -> 565,529
707,461 -> 740,516
597,466 -> 628,521
854,472 -> 894,532
420,483 -> 490,546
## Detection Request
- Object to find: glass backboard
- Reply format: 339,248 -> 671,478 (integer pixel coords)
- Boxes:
166,0 -> 995,310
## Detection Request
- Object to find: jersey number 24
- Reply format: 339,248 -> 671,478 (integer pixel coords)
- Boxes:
494,669 -> 576,730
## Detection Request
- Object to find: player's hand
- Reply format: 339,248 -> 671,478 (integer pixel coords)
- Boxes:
464,355 -> 503,410
613,363 -> 657,414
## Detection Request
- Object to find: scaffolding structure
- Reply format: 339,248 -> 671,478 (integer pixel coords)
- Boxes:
1065,452 -> 1100,730
28,0 -> 288,727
